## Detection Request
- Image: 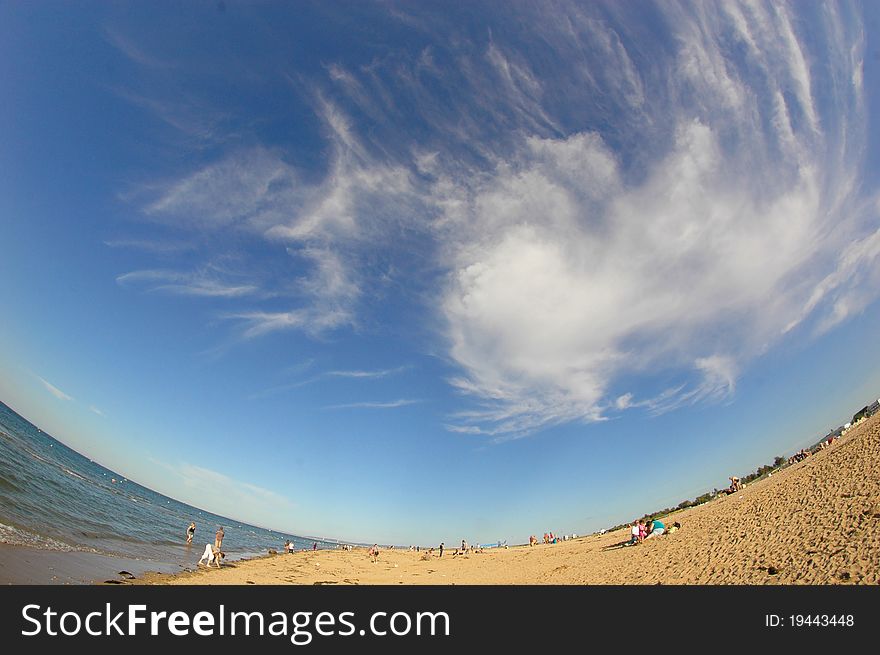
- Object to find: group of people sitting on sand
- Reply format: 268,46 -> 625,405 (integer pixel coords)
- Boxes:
367,540 -> 485,561
788,449 -> 811,464
719,475 -> 743,495
452,539 -> 484,555
626,518 -> 680,546
529,532 -> 577,546
531,532 -> 560,545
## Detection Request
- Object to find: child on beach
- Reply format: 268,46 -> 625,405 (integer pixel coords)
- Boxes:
629,521 -> 640,545
186,522 -> 196,544
638,520 -> 647,543
198,543 -> 224,568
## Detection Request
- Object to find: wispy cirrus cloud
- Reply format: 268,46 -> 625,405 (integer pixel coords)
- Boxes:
104,238 -> 195,255
135,97 -> 417,339
35,375 -> 73,402
421,2 -> 872,438
226,306 -> 353,340
784,224 -> 880,336
143,147 -> 299,231
116,269 -> 260,298
323,399 -> 421,410
150,458 -> 295,515
247,363 -> 408,400
119,1 -> 876,440
113,88 -> 232,145
103,26 -> 171,69
31,372 -> 108,417
324,366 -> 409,379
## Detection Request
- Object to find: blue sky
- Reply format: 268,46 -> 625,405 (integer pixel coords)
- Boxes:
2,1 -> 880,546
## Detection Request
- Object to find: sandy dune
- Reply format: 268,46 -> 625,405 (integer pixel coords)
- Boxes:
136,412 -> 880,585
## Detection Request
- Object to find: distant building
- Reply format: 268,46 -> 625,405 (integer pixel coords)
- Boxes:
850,398 -> 880,425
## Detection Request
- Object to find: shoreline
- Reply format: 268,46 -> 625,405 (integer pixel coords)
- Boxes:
2,412 -> 875,586
0,542 -> 270,585
128,412 -> 880,585
0,543 -> 182,585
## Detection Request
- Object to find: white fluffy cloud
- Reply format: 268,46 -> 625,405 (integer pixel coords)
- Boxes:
430,3 -> 872,437
123,2 -> 876,438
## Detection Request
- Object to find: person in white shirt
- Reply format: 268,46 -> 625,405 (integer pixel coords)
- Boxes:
629,521 -> 640,545
198,543 -> 223,567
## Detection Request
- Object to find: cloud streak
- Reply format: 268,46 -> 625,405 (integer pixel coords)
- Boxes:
103,238 -> 195,255
36,376 -> 73,402
247,364 -> 408,400
322,399 -> 421,410
116,269 -> 260,298
150,458 -> 295,516
324,366 -> 409,379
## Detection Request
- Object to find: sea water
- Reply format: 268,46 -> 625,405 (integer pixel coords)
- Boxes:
0,401 -> 339,582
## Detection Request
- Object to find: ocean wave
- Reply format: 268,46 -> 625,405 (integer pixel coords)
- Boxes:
0,521 -> 101,554
22,447 -> 50,465
73,530 -> 179,548
0,472 -> 22,493
63,468 -> 91,483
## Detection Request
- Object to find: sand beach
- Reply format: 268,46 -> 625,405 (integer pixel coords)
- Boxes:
131,412 -> 880,586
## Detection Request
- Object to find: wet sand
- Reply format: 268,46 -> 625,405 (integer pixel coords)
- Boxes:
133,411 -> 880,585
0,544 -> 181,585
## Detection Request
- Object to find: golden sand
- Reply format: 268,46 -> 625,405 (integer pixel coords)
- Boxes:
135,412 -> 880,585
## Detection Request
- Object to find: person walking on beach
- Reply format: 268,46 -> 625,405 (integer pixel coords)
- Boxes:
439,542 -> 444,557
215,526 -> 224,550
186,522 -> 196,544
